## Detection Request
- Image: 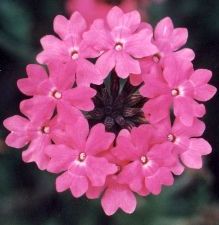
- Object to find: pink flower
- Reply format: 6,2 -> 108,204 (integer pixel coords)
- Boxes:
83,6 -> 158,79
141,57 -> 216,126
17,62 -> 96,118
112,126 -> 175,195
3,107 -> 57,170
37,12 -> 103,86
45,117 -> 117,197
154,17 -> 195,61
130,17 -> 194,86
66,0 -> 139,24
153,117 -> 206,174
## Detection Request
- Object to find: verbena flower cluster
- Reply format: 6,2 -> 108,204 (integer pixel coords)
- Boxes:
4,7 -> 216,215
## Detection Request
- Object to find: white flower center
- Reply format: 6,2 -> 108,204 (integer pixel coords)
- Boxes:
42,126 -> 50,134
153,54 -> 160,63
69,48 -> 79,60
78,152 -> 86,162
53,90 -> 62,99
115,42 -> 123,51
167,134 -> 175,142
171,88 -> 180,96
140,156 -> 148,164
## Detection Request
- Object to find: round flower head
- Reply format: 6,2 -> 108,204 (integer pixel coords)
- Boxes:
3,7 -> 216,215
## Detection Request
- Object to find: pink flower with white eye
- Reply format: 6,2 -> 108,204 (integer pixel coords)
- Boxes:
153,17 -> 195,62
17,62 -> 96,118
83,6 -> 158,79
130,16 -> 196,86
45,117 -> 117,198
141,57 -> 216,126
36,12 -> 102,86
153,117 -> 206,175
3,108 -> 58,170
112,126 -> 175,195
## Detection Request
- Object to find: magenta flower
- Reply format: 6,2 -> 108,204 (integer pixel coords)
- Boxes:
3,107 -> 57,170
3,7 -> 216,215
112,126 -> 175,195
141,57 -> 217,126
37,12 -> 103,86
45,117 -> 117,197
83,6 -> 158,79
154,17 -> 195,61
17,62 -> 96,117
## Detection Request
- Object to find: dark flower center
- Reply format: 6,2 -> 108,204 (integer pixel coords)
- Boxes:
85,71 -> 147,134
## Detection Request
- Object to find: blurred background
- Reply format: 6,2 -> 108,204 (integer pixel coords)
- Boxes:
0,0 -> 219,224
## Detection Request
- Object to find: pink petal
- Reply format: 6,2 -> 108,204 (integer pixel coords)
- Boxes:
174,48 -> 195,61
118,161 -> 143,193
86,185 -> 104,199
143,95 -> 172,124
113,130 -> 139,161
107,7 -> 141,33
147,142 -> 176,167
173,118 -> 205,137
63,86 -> 96,111
5,132 -> 29,149
154,17 -> 174,40
3,115 -> 29,132
83,19 -> 113,50
64,116 -> 89,150
22,135 -> 51,170
126,29 -> 158,58
115,52 -> 141,78
140,66 -> 169,98
101,184 -> 137,215
96,50 -> 115,78
17,64 -> 48,96
190,69 -> 216,101
181,138 -> 212,169
46,144 -> 77,173
49,61 -> 76,90
53,15 -> 69,39
20,97 -> 55,121
86,156 -> 117,186
76,59 -> 103,86
146,167 -> 174,195
36,35 -> 67,64
131,125 -> 154,153
106,6 -> 124,30
190,69 -> 212,86
85,123 -> 115,155
56,172 -> 73,192
70,175 -> 89,198
174,96 -> 206,126
171,28 -> 188,50
193,84 -> 217,102
68,11 -> 87,35
163,57 -> 193,87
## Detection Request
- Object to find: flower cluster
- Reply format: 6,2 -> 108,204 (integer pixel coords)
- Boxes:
4,7 -> 216,215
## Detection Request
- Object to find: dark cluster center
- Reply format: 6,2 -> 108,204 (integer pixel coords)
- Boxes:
85,71 -> 147,134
